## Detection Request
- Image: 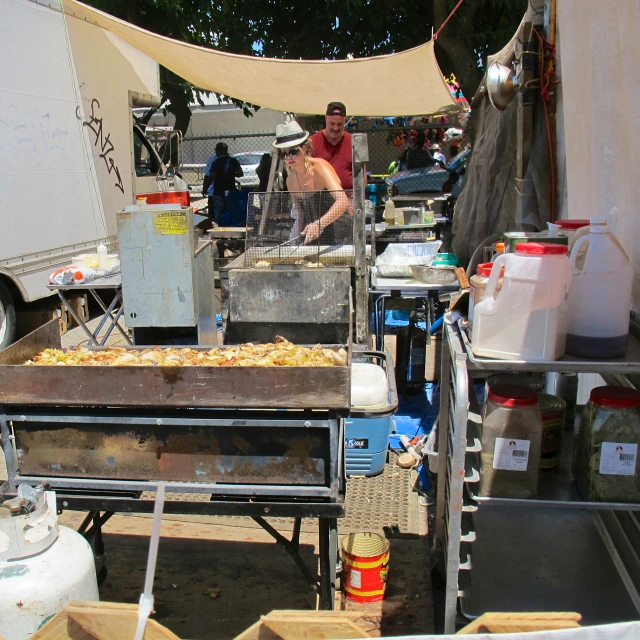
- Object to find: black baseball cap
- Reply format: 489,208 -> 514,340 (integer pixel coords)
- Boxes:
326,101 -> 346,117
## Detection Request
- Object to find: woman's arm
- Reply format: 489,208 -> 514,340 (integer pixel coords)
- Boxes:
312,159 -> 350,225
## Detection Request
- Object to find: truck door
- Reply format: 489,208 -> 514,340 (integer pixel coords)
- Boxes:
133,125 -> 190,206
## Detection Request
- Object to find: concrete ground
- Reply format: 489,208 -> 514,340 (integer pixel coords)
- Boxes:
2,314 -> 436,639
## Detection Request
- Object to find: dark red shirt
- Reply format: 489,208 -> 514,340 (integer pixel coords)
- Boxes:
310,130 -> 353,189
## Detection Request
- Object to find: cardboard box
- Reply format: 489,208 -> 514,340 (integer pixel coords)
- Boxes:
18,304 -> 69,338
425,333 -> 441,382
67,292 -> 89,326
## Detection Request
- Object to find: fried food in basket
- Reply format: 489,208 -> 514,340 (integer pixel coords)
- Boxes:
24,336 -> 348,367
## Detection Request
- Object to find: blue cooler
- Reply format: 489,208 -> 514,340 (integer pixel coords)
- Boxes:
346,352 -> 398,477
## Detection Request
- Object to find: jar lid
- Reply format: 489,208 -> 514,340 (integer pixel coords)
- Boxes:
590,386 -> 640,408
495,242 -> 505,253
515,242 -> 568,255
555,219 -> 590,230
476,262 -> 493,277
488,384 -> 539,407
539,392 -> 567,412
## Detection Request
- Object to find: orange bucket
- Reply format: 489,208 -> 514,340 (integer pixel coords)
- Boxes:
341,532 -> 390,603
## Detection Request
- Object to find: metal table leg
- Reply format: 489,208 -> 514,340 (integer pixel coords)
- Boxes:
375,294 -> 387,351
88,288 -> 132,345
318,517 -> 338,610
56,290 -> 95,344
0,411 -> 17,491
251,516 -> 319,589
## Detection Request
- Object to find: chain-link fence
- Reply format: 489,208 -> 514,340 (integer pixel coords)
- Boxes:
182,124 -> 468,215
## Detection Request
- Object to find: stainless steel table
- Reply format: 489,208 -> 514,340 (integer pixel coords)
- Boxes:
47,275 -> 132,346
369,267 -> 459,348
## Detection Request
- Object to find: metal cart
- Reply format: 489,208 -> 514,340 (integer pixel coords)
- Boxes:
435,321 -> 640,633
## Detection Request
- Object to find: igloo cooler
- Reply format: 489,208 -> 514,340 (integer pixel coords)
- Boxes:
346,351 -> 398,477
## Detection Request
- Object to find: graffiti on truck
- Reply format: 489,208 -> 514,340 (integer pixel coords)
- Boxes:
77,98 -> 124,193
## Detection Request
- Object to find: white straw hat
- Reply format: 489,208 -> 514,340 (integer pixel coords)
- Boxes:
273,121 -> 309,149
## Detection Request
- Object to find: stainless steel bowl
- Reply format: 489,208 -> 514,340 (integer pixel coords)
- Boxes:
411,265 -> 458,285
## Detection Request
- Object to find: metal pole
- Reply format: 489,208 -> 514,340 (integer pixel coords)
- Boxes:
352,133 -> 369,346
515,22 -> 536,226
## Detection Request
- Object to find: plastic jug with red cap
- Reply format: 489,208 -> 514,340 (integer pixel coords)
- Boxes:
566,218 -> 632,358
471,243 -> 572,361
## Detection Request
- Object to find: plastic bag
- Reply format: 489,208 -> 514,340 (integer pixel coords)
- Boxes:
49,264 -> 120,285
375,242 -> 442,277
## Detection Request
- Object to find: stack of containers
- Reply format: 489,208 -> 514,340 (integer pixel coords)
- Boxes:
346,360 -> 397,477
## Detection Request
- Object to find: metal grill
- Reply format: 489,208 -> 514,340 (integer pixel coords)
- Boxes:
244,190 -> 355,267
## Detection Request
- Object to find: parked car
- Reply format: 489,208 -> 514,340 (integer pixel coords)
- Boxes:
385,148 -> 471,199
235,152 -> 265,189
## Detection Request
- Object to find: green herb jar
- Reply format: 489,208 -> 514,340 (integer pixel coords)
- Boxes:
572,386 -> 640,503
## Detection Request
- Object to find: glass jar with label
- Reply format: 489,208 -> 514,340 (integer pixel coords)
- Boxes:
479,384 -> 543,498
572,386 -> 640,503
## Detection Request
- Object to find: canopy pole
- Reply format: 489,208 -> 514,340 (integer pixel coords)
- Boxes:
352,133 -> 369,347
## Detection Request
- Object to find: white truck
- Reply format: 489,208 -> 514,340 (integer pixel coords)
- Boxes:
0,0 -> 190,348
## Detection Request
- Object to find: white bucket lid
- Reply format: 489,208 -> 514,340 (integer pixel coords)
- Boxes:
351,362 -> 388,408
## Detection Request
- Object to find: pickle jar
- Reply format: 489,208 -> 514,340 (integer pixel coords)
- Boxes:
479,384 -> 543,499
572,386 -> 640,503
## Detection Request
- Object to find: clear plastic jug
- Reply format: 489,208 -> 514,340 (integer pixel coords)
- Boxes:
566,219 -> 632,358
471,243 -> 572,361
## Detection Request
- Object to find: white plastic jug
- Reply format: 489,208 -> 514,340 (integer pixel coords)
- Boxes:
472,243 -> 572,361
566,219 -> 632,358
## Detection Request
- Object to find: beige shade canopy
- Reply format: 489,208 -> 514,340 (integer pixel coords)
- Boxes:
62,0 -> 460,117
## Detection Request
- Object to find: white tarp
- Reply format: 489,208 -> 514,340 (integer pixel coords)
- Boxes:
61,0 -> 458,117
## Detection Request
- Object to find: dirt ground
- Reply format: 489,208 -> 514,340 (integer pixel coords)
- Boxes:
54,499 -> 434,639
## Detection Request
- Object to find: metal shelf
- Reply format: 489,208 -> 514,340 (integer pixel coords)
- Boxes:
467,430 -> 640,511
458,321 -> 640,374
435,321 -> 640,634
459,505 -> 640,625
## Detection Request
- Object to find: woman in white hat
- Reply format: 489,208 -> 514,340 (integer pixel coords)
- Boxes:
273,120 -> 350,244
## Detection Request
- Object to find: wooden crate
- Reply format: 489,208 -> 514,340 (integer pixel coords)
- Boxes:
457,611 -> 581,634
234,610 -> 370,639
31,601 -> 180,639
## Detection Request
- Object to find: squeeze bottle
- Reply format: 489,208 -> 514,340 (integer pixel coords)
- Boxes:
97,243 -> 109,269
384,199 -> 396,225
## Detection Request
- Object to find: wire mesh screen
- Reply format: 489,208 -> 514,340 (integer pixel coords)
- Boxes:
244,190 -> 355,267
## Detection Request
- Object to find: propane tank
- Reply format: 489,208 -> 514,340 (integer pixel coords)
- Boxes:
0,484 -> 99,639
395,310 -> 427,394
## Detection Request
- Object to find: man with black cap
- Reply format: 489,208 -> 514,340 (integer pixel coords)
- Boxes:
310,101 -> 354,189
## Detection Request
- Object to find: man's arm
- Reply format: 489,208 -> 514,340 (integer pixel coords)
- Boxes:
234,158 -> 244,178
202,156 -> 215,196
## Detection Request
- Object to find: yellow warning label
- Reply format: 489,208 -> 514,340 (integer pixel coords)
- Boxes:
154,211 -> 188,235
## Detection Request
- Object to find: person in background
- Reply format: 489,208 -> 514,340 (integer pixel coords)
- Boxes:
310,101 -> 355,189
406,131 -> 435,170
274,121 -> 350,244
202,142 -> 243,221
430,143 -> 447,164
256,152 -> 272,192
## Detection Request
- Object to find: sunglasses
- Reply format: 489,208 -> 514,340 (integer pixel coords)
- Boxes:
282,147 -> 301,159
